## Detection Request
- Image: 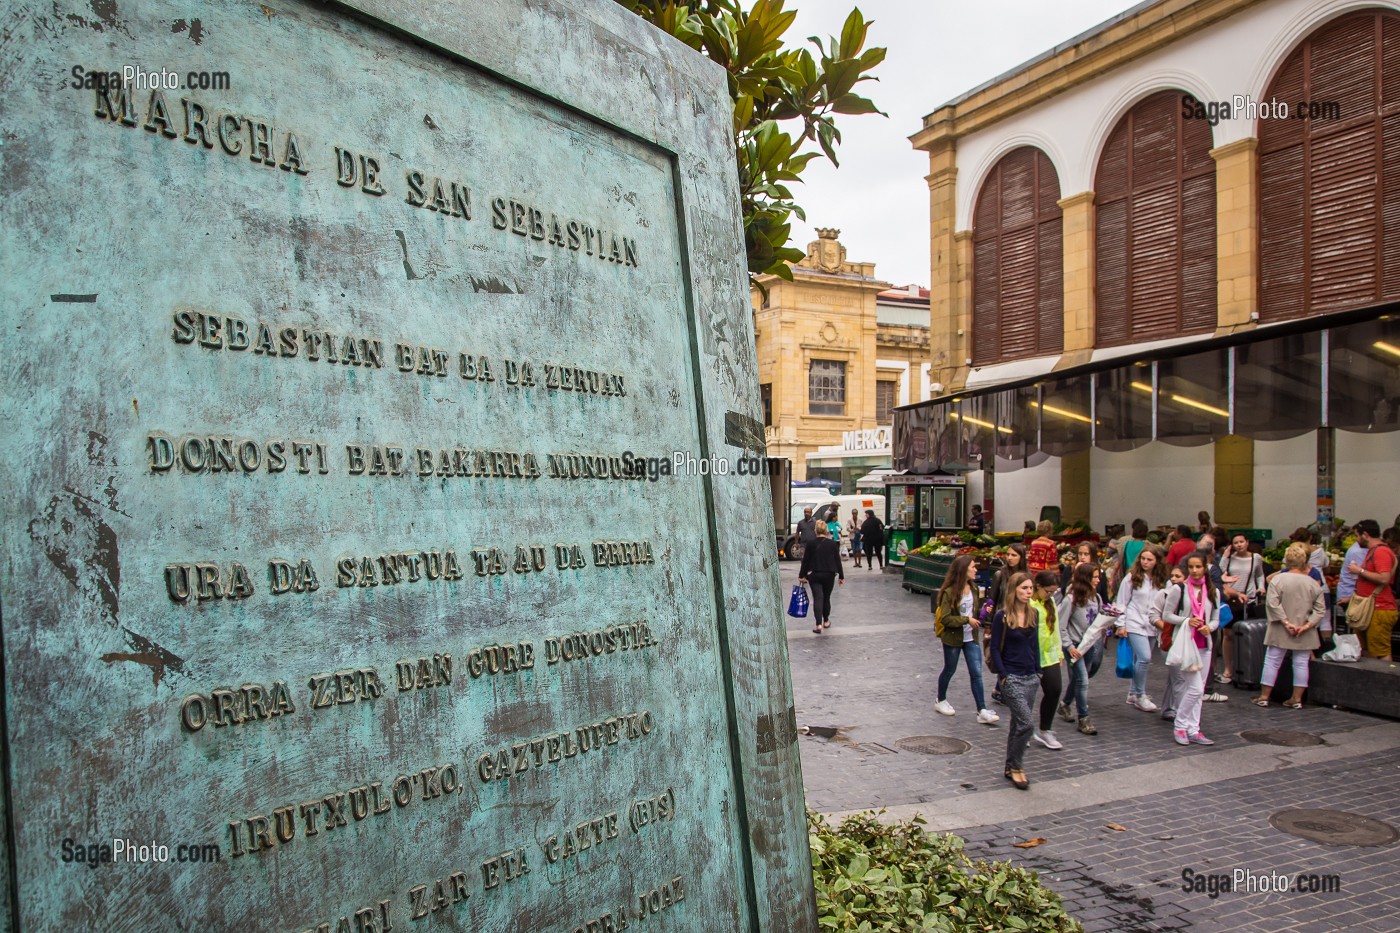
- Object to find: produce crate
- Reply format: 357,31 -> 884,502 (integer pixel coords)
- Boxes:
902,553 -> 954,595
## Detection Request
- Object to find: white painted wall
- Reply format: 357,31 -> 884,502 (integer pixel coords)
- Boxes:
1336,431 -> 1400,528
1090,443 -> 1214,531
953,0 -> 1400,228
1253,434 -> 1317,540
988,458 -> 1060,532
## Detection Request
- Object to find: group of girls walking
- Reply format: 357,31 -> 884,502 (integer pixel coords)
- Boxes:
931,539 -> 1229,790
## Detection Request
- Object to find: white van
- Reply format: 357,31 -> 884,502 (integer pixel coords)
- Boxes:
782,494 -> 886,560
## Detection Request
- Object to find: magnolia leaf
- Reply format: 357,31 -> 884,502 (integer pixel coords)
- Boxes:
1011,837 -> 1047,848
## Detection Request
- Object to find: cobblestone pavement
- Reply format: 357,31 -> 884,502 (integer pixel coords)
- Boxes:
783,560 -> 1400,933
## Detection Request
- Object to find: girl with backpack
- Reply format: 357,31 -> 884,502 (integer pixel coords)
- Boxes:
1056,562 -> 1113,735
1113,545 -> 1169,712
931,555 -> 999,724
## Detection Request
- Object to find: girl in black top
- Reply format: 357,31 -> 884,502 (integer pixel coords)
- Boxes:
990,572 -> 1040,789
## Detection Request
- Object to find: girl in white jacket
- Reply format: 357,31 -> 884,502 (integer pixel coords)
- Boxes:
1113,546 -> 1169,711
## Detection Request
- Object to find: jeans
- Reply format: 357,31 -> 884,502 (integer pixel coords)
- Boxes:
1063,655 -> 1089,718
807,572 -> 835,623
1063,641 -> 1104,708
937,641 -> 986,710
1127,633 -> 1154,696
1001,673 -> 1040,771
1085,640 -> 1104,678
1038,662 -> 1063,731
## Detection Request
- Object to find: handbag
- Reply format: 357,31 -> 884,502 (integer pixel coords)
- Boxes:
1345,593 -> 1374,632
1217,602 -> 1234,628
1114,637 -> 1134,678
1345,547 -> 1379,633
787,584 -> 809,619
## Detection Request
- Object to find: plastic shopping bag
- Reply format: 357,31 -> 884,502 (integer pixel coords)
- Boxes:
787,584 -> 810,619
1115,637 -> 1134,678
1321,633 -> 1361,662
1165,627 -> 1202,672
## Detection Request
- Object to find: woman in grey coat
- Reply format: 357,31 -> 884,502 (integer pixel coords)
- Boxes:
1255,543 -> 1327,709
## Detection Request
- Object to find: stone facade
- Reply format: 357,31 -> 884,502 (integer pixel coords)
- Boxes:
752,230 -> 930,481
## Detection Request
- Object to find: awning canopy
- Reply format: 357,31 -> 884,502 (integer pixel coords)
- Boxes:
894,307 -> 1399,473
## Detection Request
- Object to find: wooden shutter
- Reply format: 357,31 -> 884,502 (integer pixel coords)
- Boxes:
1259,10 -> 1400,322
1095,199 -> 1130,347
973,239 -> 1000,363
970,147 -> 1063,364
1000,225 -> 1038,359
1094,90 -> 1216,347
1038,217 -> 1064,353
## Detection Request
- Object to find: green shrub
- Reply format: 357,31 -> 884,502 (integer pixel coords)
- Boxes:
810,811 -> 1084,932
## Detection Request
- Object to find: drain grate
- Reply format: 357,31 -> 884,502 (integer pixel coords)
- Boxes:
851,742 -> 898,755
1240,729 -> 1326,747
895,735 -> 971,756
1270,809 -> 1398,847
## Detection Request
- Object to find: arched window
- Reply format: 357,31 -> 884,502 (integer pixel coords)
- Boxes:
971,147 -> 1063,365
1259,9 -> 1400,322
1094,90 -> 1216,347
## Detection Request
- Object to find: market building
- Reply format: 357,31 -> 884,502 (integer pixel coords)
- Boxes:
752,229 -> 932,488
901,0 -> 1400,537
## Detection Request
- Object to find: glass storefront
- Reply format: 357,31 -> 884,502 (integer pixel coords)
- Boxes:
893,311 -> 1399,465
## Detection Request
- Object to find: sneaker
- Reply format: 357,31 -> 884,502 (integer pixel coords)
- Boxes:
1160,708 -> 1176,720
1214,673 -> 1232,685
1174,729 -> 1190,746
1189,732 -> 1215,745
1057,701 -> 1075,723
1077,717 -> 1097,735
933,700 -> 956,716
1134,695 -> 1159,712
1126,693 -> 1139,706
977,708 -> 1000,725
1036,730 -> 1064,750
1204,692 -> 1230,703
992,691 -> 1005,706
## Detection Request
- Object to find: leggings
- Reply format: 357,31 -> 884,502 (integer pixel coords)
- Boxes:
807,573 -> 836,623
1038,662 -> 1063,731
863,545 -> 884,568
1261,645 -> 1310,688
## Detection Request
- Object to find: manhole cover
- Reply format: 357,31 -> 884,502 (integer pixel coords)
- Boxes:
1270,809 -> 1399,847
895,735 -> 970,755
1240,729 -> 1326,747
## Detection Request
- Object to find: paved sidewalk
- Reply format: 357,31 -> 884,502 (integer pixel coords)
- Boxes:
784,561 -> 1400,933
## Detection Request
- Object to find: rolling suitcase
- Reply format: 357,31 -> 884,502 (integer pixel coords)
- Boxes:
1231,617 -> 1270,690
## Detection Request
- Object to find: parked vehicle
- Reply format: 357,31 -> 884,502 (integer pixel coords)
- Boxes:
781,494 -> 885,561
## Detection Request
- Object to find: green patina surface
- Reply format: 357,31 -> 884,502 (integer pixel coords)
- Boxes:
0,1 -> 814,930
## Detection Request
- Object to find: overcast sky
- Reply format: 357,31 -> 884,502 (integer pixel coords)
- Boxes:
787,0 -> 1138,287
